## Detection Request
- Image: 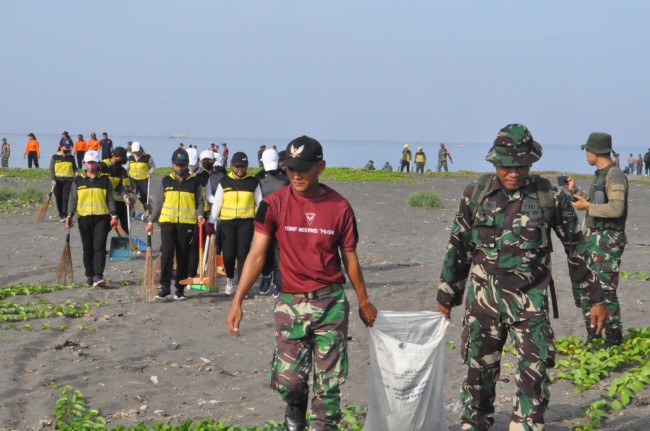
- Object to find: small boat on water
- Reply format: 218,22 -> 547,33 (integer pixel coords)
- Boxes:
168,131 -> 189,139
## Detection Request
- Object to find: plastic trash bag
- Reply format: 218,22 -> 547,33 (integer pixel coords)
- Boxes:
363,310 -> 449,431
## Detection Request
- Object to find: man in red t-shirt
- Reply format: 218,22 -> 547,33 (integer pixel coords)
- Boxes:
226,136 -> 377,431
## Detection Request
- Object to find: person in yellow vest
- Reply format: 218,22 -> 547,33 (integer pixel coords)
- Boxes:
126,141 -> 156,216
99,147 -> 132,234
208,151 -> 262,295
414,146 -> 427,173
399,144 -> 412,172
50,140 -> 79,221
66,150 -> 118,287
146,148 -> 205,300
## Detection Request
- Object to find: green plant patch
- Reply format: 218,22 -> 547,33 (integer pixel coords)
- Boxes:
0,185 -> 46,214
406,190 -> 444,209
52,385 -> 366,430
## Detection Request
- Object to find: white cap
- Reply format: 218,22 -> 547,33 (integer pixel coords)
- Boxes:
84,150 -> 100,163
200,150 -> 215,161
262,149 -> 279,171
131,141 -> 141,152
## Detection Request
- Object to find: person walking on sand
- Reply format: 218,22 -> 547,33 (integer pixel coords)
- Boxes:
644,148 -> 650,177
188,150 -> 215,278
126,141 -> 156,215
66,150 -> 118,288
436,124 -> 606,430
564,132 -> 628,348
24,133 -> 40,168
399,144 -> 411,172
437,143 -> 453,172
73,134 -> 88,169
208,152 -> 262,295
1,138 -> 10,168
87,133 -> 100,151
254,148 -> 290,297
99,147 -> 132,234
225,136 -> 377,431
414,146 -> 426,173
146,148 -> 205,300
637,153 -> 643,176
222,143 -> 229,167
50,140 -> 78,221
100,132 -> 113,160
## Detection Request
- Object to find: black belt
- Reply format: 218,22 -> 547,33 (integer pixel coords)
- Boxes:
289,284 -> 342,299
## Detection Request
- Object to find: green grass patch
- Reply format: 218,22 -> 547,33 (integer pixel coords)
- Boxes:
406,190 -> 444,209
0,185 -> 46,213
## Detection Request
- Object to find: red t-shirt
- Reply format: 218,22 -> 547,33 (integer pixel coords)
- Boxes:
255,184 -> 358,293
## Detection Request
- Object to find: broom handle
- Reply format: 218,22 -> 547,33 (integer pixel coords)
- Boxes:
198,222 -> 204,278
146,177 -> 151,210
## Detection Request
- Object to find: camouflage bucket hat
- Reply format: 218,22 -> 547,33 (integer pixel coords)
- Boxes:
485,123 -> 543,167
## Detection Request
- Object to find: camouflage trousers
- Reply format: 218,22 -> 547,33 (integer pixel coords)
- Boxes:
437,160 -> 449,172
460,310 -> 555,431
572,228 -> 626,340
1,155 -> 8,168
271,286 -> 350,431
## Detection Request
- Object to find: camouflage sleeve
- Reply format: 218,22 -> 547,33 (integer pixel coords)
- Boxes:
437,183 -> 474,308
551,190 -> 605,305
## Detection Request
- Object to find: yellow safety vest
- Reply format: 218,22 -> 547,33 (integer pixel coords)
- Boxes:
219,172 -> 258,220
415,152 -> 426,163
53,155 -> 75,178
100,159 -> 130,202
128,154 -> 151,180
75,176 -> 110,216
159,173 -> 198,224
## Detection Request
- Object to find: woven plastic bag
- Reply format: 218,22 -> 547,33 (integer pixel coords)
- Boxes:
363,310 -> 449,431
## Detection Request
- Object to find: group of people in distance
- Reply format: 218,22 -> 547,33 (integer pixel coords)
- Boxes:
22,124 -> 630,431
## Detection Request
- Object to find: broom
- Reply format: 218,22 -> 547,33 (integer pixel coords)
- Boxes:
205,234 -> 218,291
54,228 -> 74,285
141,232 -> 155,299
34,185 -> 55,222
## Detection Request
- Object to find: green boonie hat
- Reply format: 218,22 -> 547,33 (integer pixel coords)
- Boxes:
581,132 -> 612,155
485,123 -> 543,167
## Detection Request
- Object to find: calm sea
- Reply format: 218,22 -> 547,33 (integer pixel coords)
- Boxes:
2,132 -> 647,175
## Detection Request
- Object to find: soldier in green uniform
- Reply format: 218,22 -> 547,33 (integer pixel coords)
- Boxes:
436,124 -> 606,431
437,142 -> 453,172
565,132 -> 628,348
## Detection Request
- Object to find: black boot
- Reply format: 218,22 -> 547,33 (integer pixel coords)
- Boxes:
285,401 -> 307,431
585,326 -> 602,344
604,327 -> 623,348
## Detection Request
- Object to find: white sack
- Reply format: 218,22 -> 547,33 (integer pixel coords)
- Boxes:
363,310 -> 449,431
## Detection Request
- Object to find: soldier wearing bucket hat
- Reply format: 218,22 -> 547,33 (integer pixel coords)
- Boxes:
436,123 -> 606,430
564,132 -> 628,348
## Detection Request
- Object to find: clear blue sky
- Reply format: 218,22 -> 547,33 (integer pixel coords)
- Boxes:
2,1 -> 649,147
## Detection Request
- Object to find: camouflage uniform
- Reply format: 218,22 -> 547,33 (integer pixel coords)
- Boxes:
437,124 -> 603,431
1,139 -> 9,168
272,287 -> 349,431
572,133 -> 628,346
437,143 -> 453,172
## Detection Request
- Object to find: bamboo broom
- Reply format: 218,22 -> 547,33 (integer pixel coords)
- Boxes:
54,228 -> 74,285
141,232 -> 155,299
205,234 -> 219,291
34,186 -> 55,222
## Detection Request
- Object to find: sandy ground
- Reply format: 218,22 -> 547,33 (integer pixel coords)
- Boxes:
0,173 -> 649,430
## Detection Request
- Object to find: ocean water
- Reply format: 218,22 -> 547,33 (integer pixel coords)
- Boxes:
2,132 -> 647,175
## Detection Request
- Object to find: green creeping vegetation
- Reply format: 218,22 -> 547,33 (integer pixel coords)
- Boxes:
0,167 -> 50,178
0,282 -> 109,332
407,190 -> 444,209
0,185 -> 45,213
502,328 -> 650,430
53,386 -> 366,431
620,270 -> 650,281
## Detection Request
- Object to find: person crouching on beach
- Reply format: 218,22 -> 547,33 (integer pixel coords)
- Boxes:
225,136 -> 377,431
146,148 -> 204,300
66,150 -> 118,287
